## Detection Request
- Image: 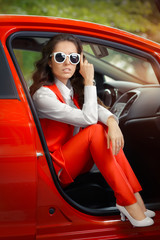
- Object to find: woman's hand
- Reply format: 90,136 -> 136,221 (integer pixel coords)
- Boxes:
79,53 -> 94,86
107,116 -> 124,155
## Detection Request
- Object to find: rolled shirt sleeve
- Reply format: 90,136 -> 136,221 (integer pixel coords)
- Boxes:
98,104 -> 119,126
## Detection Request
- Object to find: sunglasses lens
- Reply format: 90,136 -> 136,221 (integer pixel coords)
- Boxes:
70,53 -> 80,64
53,52 -> 80,64
55,53 -> 65,63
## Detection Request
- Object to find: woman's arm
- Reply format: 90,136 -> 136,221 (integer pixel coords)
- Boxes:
98,104 -> 124,155
98,104 -> 118,125
107,116 -> 124,156
33,86 -> 98,127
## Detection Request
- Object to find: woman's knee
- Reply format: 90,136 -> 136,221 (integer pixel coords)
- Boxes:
87,123 -> 107,140
92,123 -> 106,132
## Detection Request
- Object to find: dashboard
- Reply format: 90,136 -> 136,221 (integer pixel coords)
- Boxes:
111,86 -> 160,121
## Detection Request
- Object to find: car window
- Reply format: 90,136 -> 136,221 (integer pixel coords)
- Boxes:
13,49 -> 41,88
0,41 -> 19,99
83,43 -> 159,85
12,37 -> 159,90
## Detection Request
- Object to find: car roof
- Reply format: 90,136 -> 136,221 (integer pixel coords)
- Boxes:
1,14 -> 160,53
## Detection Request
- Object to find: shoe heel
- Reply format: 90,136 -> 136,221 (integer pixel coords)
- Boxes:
120,212 -> 126,221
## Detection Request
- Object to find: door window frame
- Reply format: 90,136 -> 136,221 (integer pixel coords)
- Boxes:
0,41 -> 19,99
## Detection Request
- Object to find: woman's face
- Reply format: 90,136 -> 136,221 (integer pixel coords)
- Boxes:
49,40 -> 78,85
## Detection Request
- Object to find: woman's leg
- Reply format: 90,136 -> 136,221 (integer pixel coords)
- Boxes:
134,192 -> 146,212
115,148 -> 147,216
59,124 -> 140,206
115,149 -> 142,194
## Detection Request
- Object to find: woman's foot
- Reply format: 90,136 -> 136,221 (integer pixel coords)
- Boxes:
116,203 -> 154,227
145,209 -> 156,218
134,192 -> 156,218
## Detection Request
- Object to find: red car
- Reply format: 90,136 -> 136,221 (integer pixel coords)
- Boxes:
0,15 -> 160,240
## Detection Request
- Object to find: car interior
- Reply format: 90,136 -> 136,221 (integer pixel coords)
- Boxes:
7,32 -> 160,216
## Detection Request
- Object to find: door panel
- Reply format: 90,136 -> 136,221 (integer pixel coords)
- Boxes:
0,42 -> 37,239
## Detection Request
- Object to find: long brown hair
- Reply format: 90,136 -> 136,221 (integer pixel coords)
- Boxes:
30,33 -> 85,106
30,33 -> 105,108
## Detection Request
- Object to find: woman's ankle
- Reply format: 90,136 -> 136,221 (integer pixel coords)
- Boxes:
125,202 -> 146,220
134,192 -> 147,212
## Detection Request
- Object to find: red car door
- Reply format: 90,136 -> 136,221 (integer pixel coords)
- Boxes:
0,36 -> 39,239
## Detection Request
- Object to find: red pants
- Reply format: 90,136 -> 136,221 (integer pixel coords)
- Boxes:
57,124 -> 142,206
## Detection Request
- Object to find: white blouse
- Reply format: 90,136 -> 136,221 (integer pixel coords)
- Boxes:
33,79 -> 116,133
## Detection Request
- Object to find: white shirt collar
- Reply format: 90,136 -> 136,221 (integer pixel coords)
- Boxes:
55,79 -> 73,99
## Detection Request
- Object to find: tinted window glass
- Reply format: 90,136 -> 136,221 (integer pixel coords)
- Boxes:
83,43 -> 158,85
0,41 -> 18,99
13,38 -> 159,89
13,49 -> 41,88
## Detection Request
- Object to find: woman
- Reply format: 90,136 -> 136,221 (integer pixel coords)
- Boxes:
30,33 -> 155,227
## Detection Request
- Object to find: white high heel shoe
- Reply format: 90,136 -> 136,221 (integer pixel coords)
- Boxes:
116,204 -> 154,227
145,209 -> 156,218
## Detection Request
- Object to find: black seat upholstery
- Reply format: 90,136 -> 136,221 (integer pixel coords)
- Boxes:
64,171 -> 116,209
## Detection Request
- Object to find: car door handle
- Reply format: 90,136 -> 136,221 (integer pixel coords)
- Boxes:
36,152 -> 43,157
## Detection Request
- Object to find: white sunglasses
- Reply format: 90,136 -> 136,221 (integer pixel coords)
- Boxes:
50,52 -> 80,65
